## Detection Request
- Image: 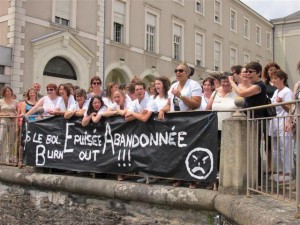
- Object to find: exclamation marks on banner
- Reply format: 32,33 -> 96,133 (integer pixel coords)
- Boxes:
118,149 -> 131,167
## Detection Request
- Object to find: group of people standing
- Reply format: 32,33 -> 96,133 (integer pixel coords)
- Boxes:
0,59 -> 299,188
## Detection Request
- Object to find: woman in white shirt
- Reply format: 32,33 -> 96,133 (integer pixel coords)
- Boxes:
103,82 -> 119,108
158,63 -> 202,189
103,89 -> 129,117
26,83 -> 60,117
152,76 -> 171,112
82,95 -> 107,127
269,69 -> 293,182
53,83 -> 75,116
198,77 -> 214,111
158,63 -> 202,118
64,89 -> 89,119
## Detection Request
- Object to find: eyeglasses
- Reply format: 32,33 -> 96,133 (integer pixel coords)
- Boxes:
47,88 -> 54,92
93,82 -> 101,85
246,70 -> 256,74
175,69 -> 185,73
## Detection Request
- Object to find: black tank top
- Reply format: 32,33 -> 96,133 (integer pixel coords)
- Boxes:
244,80 -> 267,118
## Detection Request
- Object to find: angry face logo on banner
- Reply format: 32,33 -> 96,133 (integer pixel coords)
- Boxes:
185,147 -> 214,180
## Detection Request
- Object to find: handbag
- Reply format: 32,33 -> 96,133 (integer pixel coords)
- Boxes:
265,97 -> 277,118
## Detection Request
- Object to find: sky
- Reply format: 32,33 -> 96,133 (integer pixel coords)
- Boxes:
240,0 -> 300,20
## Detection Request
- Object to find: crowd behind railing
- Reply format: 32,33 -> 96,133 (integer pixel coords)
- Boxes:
0,60 -> 300,191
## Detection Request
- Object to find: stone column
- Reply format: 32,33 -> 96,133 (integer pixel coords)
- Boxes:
218,112 -> 248,194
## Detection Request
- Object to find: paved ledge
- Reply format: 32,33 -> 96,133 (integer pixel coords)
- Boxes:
0,166 -> 298,225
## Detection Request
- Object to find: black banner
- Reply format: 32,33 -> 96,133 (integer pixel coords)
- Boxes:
24,111 -> 218,182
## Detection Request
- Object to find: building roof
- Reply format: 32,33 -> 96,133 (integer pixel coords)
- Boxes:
271,10 -> 300,24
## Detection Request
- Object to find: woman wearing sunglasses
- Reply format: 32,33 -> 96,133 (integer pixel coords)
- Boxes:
158,63 -> 202,189
158,63 -> 202,119
87,76 -> 102,100
26,83 -> 59,117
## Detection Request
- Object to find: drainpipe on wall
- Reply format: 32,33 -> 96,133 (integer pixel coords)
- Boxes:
102,0 -> 107,90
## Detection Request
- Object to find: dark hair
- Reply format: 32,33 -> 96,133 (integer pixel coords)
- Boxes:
154,76 -> 171,98
86,95 -> 105,116
134,81 -> 146,90
1,86 -> 13,97
263,62 -> 281,84
297,60 -> 300,72
57,83 -> 71,97
189,66 -> 195,77
90,76 -> 102,86
220,74 -> 229,81
274,69 -> 289,87
209,72 -> 222,82
26,88 -> 38,101
231,65 -> 243,74
74,88 -> 87,99
202,77 -> 215,92
245,62 -> 262,77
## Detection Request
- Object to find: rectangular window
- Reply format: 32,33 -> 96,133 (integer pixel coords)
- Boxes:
55,16 -> 70,26
244,52 -> 250,65
256,25 -> 261,45
195,0 -> 204,15
230,47 -> 237,67
173,24 -> 182,60
114,0 -> 126,43
0,65 -> 4,74
195,33 -> 204,67
214,0 -> 222,24
114,22 -> 123,43
174,35 -> 181,60
230,9 -> 237,32
55,0 -> 71,26
146,25 -> 155,52
244,17 -> 250,39
214,41 -> 221,71
266,31 -> 271,50
146,12 -> 156,52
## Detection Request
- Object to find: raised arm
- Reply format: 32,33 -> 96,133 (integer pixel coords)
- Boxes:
229,76 -> 260,97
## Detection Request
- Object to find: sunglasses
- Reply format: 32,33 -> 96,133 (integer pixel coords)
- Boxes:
47,88 -> 55,92
246,70 -> 256,74
175,69 -> 185,73
93,82 -> 101,85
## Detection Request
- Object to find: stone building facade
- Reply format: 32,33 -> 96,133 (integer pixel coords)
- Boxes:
271,11 -> 300,87
0,0 -> 274,97
0,0 -> 104,98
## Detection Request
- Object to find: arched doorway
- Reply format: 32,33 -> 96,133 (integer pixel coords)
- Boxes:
105,68 -> 130,86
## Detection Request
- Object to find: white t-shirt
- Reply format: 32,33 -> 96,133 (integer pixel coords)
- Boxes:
55,95 -> 76,112
198,96 -> 210,111
151,95 -> 168,112
103,97 -> 114,108
269,86 -> 293,136
168,79 -> 202,112
110,100 -> 129,110
211,90 -> 238,130
127,96 -> 155,113
42,96 -> 60,116
68,100 -> 90,111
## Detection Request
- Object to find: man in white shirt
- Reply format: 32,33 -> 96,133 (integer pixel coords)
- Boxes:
125,81 -> 155,122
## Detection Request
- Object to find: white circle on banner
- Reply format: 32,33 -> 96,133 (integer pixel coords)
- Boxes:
185,147 -> 214,180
